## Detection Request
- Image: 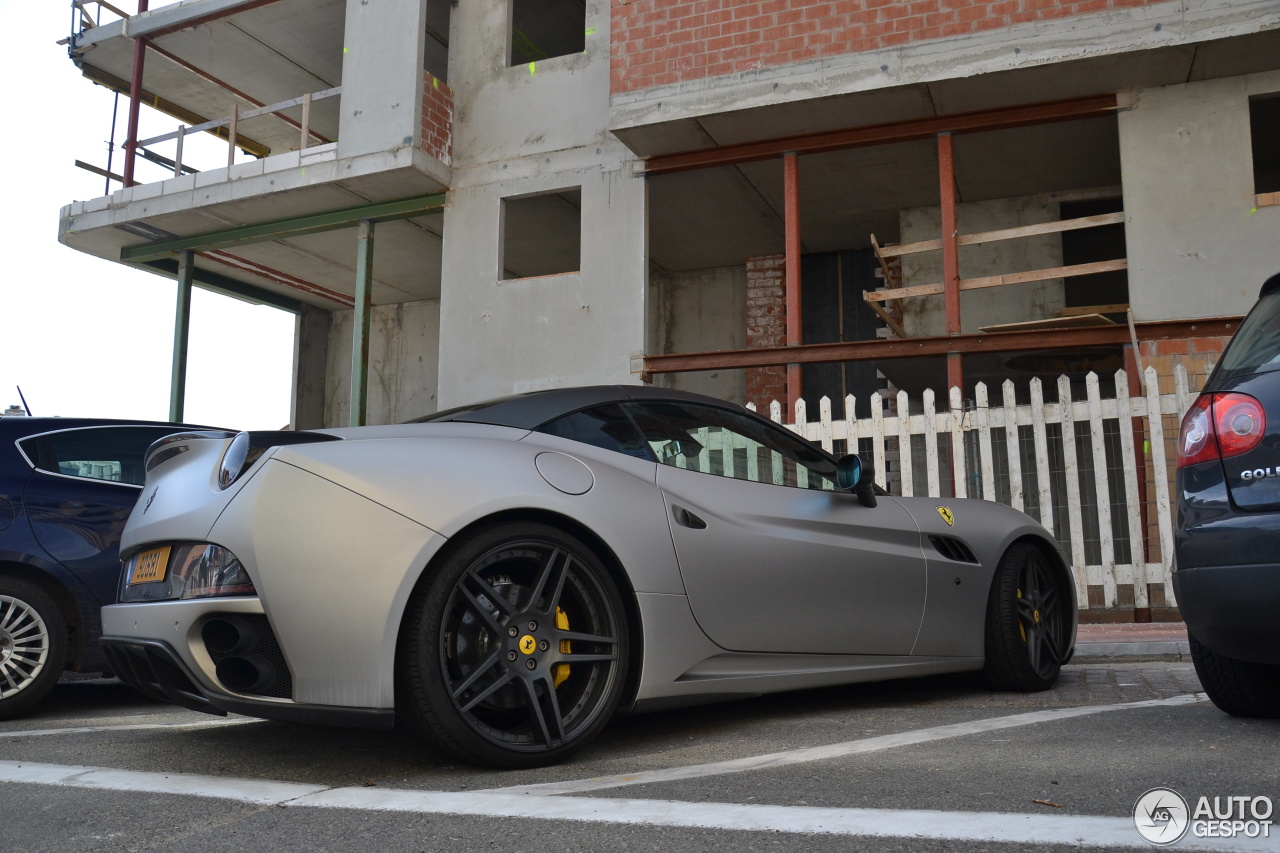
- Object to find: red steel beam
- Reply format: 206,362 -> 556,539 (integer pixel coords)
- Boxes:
784,152 -> 802,412
643,319 -> 1241,374
122,0 -> 150,187
937,131 -> 963,395
643,94 -> 1119,176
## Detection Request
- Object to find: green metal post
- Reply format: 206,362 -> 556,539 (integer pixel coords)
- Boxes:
170,250 -> 194,422
350,220 -> 374,427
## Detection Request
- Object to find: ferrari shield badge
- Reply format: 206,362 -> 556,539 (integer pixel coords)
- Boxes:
937,506 -> 954,526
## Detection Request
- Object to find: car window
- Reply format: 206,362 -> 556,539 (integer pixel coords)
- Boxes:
536,404 -> 654,461
623,401 -> 838,490
1219,291 -> 1280,378
19,426 -> 182,486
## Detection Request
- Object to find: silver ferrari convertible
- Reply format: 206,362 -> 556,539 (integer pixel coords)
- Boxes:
102,386 -> 1075,768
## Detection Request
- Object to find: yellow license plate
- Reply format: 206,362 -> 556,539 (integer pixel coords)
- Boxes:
129,546 -> 172,584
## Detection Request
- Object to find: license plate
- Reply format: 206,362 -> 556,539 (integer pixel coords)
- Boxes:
129,546 -> 172,584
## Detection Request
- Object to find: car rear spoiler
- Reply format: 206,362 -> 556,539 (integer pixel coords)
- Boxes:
144,429 -> 342,475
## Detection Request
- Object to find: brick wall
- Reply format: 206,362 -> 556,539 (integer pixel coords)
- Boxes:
610,0 -> 1172,94
422,72 -> 454,166
745,254 -> 788,412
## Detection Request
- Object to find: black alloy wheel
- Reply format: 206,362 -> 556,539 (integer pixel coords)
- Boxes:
982,542 -> 1070,691
399,522 -> 628,768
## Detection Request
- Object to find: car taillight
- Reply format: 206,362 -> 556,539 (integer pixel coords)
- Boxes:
1177,392 -> 1266,469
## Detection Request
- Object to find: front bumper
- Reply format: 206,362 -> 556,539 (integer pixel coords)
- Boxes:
1172,564 -> 1280,665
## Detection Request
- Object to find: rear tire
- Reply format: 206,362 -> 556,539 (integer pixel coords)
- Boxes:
1188,633 -> 1280,718
982,543 -> 1070,692
398,522 -> 629,769
0,578 -> 68,720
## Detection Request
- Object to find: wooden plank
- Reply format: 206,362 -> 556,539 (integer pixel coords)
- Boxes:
897,390 -> 914,497
1058,375 -> 1088,602
795,399 -> 810,489
1258,191 -> 1280,207
978,314 -> 1116,333
923,389 -> 941,499
870,234 -> 900,288
1145,365 -> 1176,603
820,397 -> 835,454
865,259 -> 1129,303
862,291 -> 909,338
975,383 -> 996,501
876,212 -> 1126,258
1057,303 -> 1129,317
843,394 -> 859,461
74,159 -> 123,183
871,393 -> 887,491
1085,372 -> 1116,606
1115,368 -> 1147,607
949,386 -> 968,500
1030,378 -> 1054,534
1002,380 -> 1025,513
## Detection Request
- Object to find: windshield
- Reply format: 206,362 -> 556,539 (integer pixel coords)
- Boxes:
1218,291 -> 1280,378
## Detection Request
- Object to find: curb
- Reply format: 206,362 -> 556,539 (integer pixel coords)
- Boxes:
1070,641 -> 1190,663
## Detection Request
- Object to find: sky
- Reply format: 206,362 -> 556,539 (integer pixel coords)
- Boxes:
0,0 -> 296,429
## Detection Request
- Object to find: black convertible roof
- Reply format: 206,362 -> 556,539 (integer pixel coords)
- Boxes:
410,385 -> 736,430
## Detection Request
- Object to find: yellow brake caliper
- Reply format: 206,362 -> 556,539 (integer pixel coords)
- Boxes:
1017,588 -> 1040,642
554,606 -> 571,688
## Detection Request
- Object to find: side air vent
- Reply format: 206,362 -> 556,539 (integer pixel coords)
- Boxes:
929,534 -> 979,564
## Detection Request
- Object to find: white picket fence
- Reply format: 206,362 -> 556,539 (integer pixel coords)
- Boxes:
754,365 -> 1203,611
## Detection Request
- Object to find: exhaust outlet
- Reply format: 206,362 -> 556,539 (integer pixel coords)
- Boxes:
202,616 -> 259,655
215,654 -> 275,693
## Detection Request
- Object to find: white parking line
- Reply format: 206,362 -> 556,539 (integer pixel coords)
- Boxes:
0,758 -> 1268,851
0,718 -> 258,739
481,693 -> 1207,795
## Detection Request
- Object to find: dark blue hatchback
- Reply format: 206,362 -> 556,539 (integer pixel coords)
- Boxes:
1175,270 -> 1280,718
0,416 -> 206,717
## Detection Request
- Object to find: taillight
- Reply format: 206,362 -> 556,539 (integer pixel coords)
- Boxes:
1177,392 -> 1266,469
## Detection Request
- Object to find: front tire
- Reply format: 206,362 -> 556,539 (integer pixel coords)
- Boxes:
1188,633 -> 1280,718
982,543 -> 1070,692
0,578 -> 68,719
398,523 -> 629,768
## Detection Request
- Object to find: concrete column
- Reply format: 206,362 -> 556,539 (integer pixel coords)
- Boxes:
290,305 -> 331,430
169,250 -> 193,422
338,0 -> 428,158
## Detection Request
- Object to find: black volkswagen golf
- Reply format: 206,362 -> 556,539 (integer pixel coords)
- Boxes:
1175,270 -> 1280,718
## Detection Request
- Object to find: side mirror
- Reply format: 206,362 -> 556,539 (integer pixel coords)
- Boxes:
836,453 -> 878,508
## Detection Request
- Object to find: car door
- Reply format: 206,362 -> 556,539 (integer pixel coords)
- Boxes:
19,425 -> 178,606
624,401 -> 927,656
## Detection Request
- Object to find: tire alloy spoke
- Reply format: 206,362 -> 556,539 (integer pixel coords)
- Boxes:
448,650 -> 504,700
457,583 -> 507,636
457,669 -> 516,714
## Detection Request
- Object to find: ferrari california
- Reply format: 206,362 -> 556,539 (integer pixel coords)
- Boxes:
101,386 -> 1075,768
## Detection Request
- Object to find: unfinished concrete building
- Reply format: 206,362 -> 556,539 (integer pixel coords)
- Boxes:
60,0 -> 1278,427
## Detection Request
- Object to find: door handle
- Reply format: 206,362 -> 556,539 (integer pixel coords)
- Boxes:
672,505 -> 707,530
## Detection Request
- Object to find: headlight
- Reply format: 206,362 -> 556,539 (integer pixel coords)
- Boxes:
120,543 -> 256,602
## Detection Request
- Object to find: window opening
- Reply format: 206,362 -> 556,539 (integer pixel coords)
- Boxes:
1250,94 -> 1280,195
501,188 -> 582,280
509,0 -> 585,66
424,0 -> 451,82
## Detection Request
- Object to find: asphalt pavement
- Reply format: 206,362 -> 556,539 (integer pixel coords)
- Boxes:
3,621 -> 1277,853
